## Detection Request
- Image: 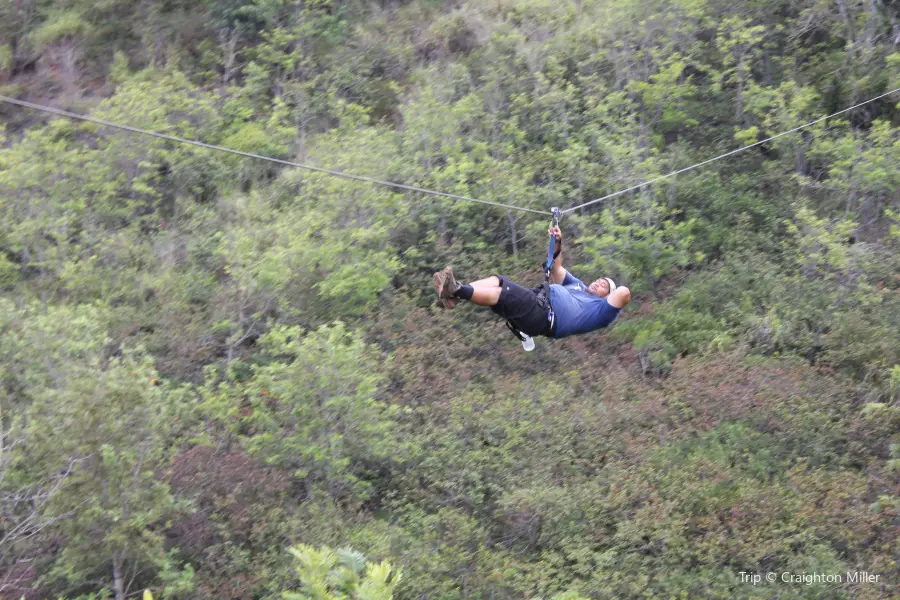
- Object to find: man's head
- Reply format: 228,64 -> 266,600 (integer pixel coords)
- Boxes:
587,277 -> 616,298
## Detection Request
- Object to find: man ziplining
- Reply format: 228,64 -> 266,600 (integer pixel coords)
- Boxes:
433,225 -> 631,346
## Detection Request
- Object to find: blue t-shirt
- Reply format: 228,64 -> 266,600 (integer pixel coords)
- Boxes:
548,270 -> 621,338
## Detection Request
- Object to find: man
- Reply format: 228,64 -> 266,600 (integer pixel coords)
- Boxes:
433,226 -> 631,339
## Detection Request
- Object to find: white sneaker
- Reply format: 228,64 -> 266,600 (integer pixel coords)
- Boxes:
521,334 -> 535,351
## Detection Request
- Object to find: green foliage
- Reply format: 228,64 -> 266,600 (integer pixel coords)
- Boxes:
108,50 -> 131,86
203,322 -> 400,505
573,202 -> 703,293
283,545 -> 401,600
0,44 -> 11,75
889,365 -> 900,401
32,10 -> 89,46
0,301 -> 191,598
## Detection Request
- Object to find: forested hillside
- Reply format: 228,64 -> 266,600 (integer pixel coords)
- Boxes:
1,1 -> 898,598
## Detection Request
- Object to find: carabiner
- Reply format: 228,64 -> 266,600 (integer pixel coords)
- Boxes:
550,206 -> 561,228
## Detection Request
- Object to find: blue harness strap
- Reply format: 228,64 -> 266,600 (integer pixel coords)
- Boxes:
507,207 -> 561,348
545,207 -> 561,282
542,207 -> 561,336
545,236 -> 556,277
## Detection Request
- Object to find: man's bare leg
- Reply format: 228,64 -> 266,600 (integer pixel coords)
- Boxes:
469,286 -> 501,306
458,275 -> 502,305
468,275 -> 500,288
435,268 -> 501,309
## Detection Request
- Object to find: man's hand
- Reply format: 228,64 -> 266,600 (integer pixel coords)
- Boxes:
548,226 -> 565,284
549,226 -> 562,259
548,226 -> 561,242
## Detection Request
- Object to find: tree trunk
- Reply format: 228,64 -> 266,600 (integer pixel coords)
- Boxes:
836,0 -> 857,44
735,50 -> 747,122
58,41 -> 80,99
113,551 -> 126,600
438,212 -> 447,247
219,28 -> 240,85
864,0 -> 878,49
892,10 -> 900,49
795,139 -> 808,176
296,119 -> 307,163
507,209 -> 518,258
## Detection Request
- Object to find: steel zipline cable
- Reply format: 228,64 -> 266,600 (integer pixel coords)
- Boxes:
0,95 -> 551,216
562,86 -> 900,214
2,87 -> 899,219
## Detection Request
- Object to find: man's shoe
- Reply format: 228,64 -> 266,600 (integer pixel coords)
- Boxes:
433,267 -> 458,309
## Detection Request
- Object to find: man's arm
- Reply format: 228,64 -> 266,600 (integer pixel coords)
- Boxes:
548,226 -> 566,284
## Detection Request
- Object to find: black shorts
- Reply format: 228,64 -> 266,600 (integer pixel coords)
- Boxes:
490,275 -> 555,337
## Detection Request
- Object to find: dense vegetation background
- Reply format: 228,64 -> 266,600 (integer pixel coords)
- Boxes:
1,0 -> 899,598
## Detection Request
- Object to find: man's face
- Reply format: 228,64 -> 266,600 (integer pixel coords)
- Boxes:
587,278 -> 610,297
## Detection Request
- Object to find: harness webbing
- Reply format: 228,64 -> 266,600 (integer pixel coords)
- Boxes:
544,207 -> 562,282
507,208 -> 561,346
